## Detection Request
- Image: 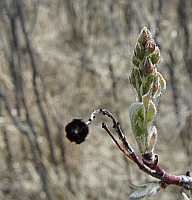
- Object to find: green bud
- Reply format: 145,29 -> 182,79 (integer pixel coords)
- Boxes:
142,57 -> 155,76
130,67 -> 142,92
134,43 -> 145,60
129,27 -> 164,155
145,39 -> 156,55
140,74 -> 155,96
138,27 -> 152,46
149,46 -> 160,64
132,55 -> 141,67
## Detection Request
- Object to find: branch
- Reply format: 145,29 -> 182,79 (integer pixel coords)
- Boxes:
15,0 -> 57,168
88,108 -> 192,191
0,90 -> 53,200
65,27 -> 192,197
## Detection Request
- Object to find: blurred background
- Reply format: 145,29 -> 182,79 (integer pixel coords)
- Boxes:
0,0 -> 192,199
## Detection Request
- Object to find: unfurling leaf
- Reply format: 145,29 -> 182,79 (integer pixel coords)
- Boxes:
140,74 -> 155,96
128,182 -> 161,200
130,68 -> 142,93
137,27 -> 152,46
142,57 -> 155,76
129,102 -> 146,153
142,93 -> 150,110
152,72 -> 166,98
157,72 -> 166,91
145,39 -> 156,55
151,75 -> 161,98
147,100 -> 156,123
129,101 -> 156,153
147,126 -> 157,153
149,46 -> 160,64
134,43 -> 145,60
132,55 -> 141,67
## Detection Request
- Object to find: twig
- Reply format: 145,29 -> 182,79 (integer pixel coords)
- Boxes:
87,108 -> 192,190
101,122 -> 132,160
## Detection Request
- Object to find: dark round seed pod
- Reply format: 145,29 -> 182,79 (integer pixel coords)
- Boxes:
65,119 -> 89,144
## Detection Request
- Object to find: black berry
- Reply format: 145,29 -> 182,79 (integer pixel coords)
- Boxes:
65,119 -> 89,144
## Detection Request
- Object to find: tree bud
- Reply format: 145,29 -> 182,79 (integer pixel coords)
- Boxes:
145,39 -> 156,55
132,55 -> 140,67
149,46 -> 160,64
130,68 -> 142,92
138,27 -> 152,46
142,58 -> 155,76
134,43 -> 145,60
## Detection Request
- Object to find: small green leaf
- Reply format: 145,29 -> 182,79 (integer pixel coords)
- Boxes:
140,74 -> 155,96
149,46 -> 160,64
129,101 -> 156,153
157,72 -> 166,91
147,100 -> 156,123
147,126 -> 157,153
132,55 -> 141,67
152,75 -> 161,98
129,102 -> 146,153
134,43 -> 145,60
130,68 -> 142,93
142,93 -> 150,110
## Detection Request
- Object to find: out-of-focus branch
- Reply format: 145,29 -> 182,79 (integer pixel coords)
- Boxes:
154,0 -> 162,42
62,0 -> 84,47
179,113 -> 192,167
0,90 -> 53,200
177,0 -> 192,81
167,50 -> 181,127
15,0 -> 58,169
4,1 -> 42,157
